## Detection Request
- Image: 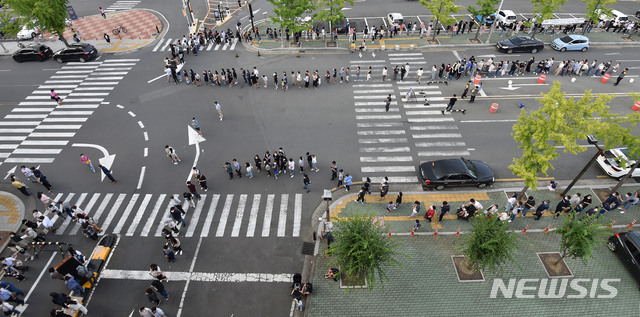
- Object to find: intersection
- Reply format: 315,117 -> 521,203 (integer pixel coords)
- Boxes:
1,0 -> 639,316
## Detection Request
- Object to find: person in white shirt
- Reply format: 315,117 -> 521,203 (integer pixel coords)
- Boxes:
381,67 -> 387,81
67,299 -> 88,315
152,307 -> 166,317
416,68 -> 424,84
39,215 -> 56,232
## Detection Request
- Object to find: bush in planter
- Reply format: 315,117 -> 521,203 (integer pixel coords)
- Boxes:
327,209 -> 407,291
553,210 -> 609,265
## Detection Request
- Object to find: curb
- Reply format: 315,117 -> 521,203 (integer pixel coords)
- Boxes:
0,185 -> 37,255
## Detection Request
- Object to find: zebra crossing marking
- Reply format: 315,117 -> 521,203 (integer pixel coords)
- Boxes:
231,194 -> 247,237
200,194 -> 220,238
246,194 -> 261,238
125,194 -> 152,236
100,193 -> 126,233
277,194 -> 289,237
185,194 -> 207,238
262,194 -> 275,238
216,194 -> 234,237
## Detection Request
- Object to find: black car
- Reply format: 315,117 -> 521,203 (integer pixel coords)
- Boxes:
334,19 -> 348,34
12,44 -> 53,62
419,158 -> 495,191
496,36 -> 544,54
53,43 -> 99,63
608,231 -> 640,289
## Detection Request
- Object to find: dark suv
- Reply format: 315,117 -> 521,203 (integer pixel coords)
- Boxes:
608,231 -> 640,289
53,43 -> 99,63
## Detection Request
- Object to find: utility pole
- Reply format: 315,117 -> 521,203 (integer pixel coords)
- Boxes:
249,3 -> 256,36
485,0 -> 504,44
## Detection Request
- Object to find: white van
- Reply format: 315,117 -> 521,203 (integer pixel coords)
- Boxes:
598,9 -> 628,23
387,13 -> 404,27
495,10 -> 517,24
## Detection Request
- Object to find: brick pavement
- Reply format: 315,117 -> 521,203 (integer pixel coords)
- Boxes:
62,10 -> 162,41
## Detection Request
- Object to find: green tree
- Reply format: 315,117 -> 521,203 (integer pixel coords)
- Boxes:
5,0 -> 71,46
326,210 -> 406,291
528,0 -> 568,38
458,214 -> 522,274
466,0 -> 499,41
267,0 -> 314,47
0,6 -> 22,52
420,0 -> 461,42
582,0 -> 616,35
313,0 -> 354,42
553,211 -> 609,264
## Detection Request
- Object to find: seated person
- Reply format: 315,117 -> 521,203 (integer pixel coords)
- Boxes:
412,220 -> 421,232
485,204 -> 499,215
602,192 -> 621,211
456,207 -> 469,220
324,268 -> 339,281
465,204 -> 477,218
498,212 -> 509,221
301,282 -> 313,295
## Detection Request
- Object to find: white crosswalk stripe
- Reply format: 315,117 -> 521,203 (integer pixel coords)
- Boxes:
103,0 -> 140,12
40,192 -> 304,238
352,55 -> 471,184
151,38 -> 239,52
0,59 -> 137,165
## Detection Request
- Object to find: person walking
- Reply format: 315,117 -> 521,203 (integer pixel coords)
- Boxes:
186,181 -> 201,200
139,307 -> 155,317
298,156 -> 305,174
224,162 -> 234,179
64,275 -> 84,295
50,89 -> 63,106
165,145 -> 180,164
344,173 -> 352,191
460,81 -> 471,99
103,33 -> 111,46
385,94 -> 392,112
98,164 -> 117,184
214,101 -> 223,121
99,7 -> 106,18
330,161 -> 338,180
191,117 -> 203,136
303,174 -> 311,193
311,154 -> 319,172
80,153 -> 96,172
378,176 -> 389,201
288,158 -> 295,178
613,68 -> 628,86
393,192 -> 403,209
356,187 -> 366,203
444,94 -> 457,112
232,159 -> 242,178
469,86 -> 478,103
438,201 -> 450,222
170,207 -> 187,226
245,162 -> 254,178
151,279 -> 169,300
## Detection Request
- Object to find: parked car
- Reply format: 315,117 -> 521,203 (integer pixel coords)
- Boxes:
476,14 -> 495,26
496,36 -> 544,54
495,10 -> 517,24
16,24 -> 38,40
386,13 -> 404,27
551,34 -> 590,52
333,19 -> 348,34
419,158 -> 495,191
607,231 -> 640,289
12,43 -> 53,62
53,43 -> 98,63
596,147 -> 640,180
597,9 -> 629,23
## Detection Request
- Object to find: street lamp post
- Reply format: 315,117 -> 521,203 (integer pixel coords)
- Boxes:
561,135 -> 603,197
485,0 -> 504,44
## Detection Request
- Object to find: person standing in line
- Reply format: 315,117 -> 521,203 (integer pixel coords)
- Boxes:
356,66 -> 360,80
385,94 -> 392,112
214,101 -> 223,121
224,162 -> 234,179
344,173 -> 352,191
170,195 -> 185,214
191,117 -> 202,136
303,174 -> 311,193
288,158 -> 295,178
356,187 -> 366,203
64,276 -> 84,295
186,181 -> 201,200
382,67 -> 387,81
169,207 -> 186,227
98,164 -> 117,184
469,86 -> 478,103
366,66 -> 372,81
80,153 -> 96,172
306,152 -> 313,171
460,81 -> 471,99
393,192 -> 403,209
272,161 -> 279,179
408,201 -> 420,218
151,280 -> 169,300
311,154 -> 319,172
337,169 -> 344,187
330,161 -> 338,180
245,162 -> 254,178
438,201 -> 450,222
253,155 -> 262,173
445,94 -> 457,112
613,68 -> 628,86
534,200 -> 550,220
162,245 -> 175,263
298,156 -> 305,174
99,7 -> 106,18
232,159 -> 242,178
400,64 -> 406,81
264,160 -> 272,178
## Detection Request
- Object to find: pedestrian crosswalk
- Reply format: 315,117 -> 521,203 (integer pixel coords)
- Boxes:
151,38 -> 239,53
352,52 -> 469,184
103,0 -> 140,12
45,192 -> 304,238
0,59 -> 138,165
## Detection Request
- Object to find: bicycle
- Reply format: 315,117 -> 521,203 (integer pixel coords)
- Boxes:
112,25 -> 127,35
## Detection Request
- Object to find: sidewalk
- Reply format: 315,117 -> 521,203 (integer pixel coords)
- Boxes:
305,183 -> 640,316
247,20 -> 639,51
0,183 -> 33,253
0,9 -> 164,55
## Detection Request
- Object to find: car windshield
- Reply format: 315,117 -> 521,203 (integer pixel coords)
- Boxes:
462,159 -> 478,179
559,36 -> 573,43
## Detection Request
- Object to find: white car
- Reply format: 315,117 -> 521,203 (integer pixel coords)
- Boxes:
386,13 -> 404,27
16,25 -> 38,40
596,148 -> 640,180
495,10 -> 517,25
597,9 -> 628,23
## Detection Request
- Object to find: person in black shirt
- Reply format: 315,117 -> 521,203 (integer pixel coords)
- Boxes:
439,201 -> 450,222
553,196 -> 571,218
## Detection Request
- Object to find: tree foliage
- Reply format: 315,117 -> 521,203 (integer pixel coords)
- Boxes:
5,0 -> 69,39
420,0 -> 461,41
583,0 -> 616,35
509,81 -> 640,191
553,211 -> 609,264
267,0 -> 314,37
466,0 -> 500,40
529,0 -> 568,38
327,210 -> 406,291
0,5 -> 22,39
458,214 -> 522,274
313,0 -> 354,30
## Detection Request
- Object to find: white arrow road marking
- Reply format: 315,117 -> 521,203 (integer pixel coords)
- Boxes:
72,143 -> 116,181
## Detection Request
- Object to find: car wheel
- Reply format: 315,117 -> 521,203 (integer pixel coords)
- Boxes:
477,183 -> 487,189
79,57 -> 86,63
507,49 -> 513,54
581,47 -> 588,52
531,48 -> 538,53
56,57 -> 63,63
560,47 -> 566,52
607,241 -> 617,252
435,185 -> 445,191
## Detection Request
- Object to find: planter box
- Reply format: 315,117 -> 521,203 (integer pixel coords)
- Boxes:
452,255 -> 485,282
537,252 -> 574,278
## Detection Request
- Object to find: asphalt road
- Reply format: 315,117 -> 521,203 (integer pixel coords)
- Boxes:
1,0 -> 640,316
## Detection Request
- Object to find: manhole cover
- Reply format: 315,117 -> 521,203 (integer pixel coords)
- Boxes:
301,242 -> 314,255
